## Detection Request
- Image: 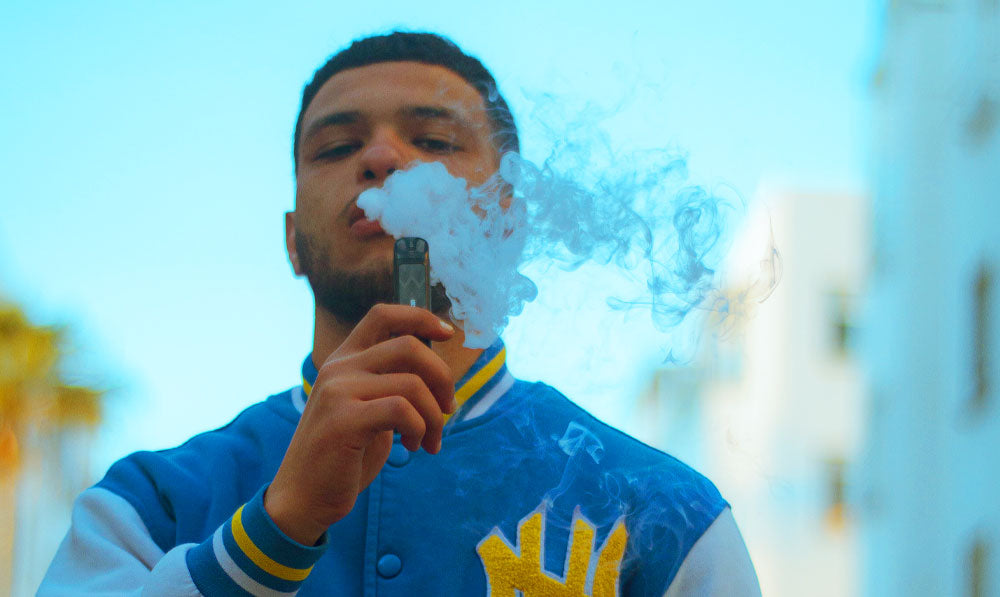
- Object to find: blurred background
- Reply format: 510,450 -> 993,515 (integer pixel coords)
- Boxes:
1,0 -> 997,595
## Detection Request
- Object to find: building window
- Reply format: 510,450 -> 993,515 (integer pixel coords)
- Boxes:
971,262 -> 994,412
966,95 -> 998,145
827,290 -> 857,358
824,457 -> 848,529
967,534 -> 991,597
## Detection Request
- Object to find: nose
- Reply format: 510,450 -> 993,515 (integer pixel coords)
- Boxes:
359,129 -> 407,183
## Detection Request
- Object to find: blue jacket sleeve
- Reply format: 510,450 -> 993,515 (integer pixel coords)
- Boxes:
39,485 -> 328,596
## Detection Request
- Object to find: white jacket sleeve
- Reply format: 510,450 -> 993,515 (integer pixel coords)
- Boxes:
37,487 -> 202,597
662,507 -> 762,597
39,483 -> 328,596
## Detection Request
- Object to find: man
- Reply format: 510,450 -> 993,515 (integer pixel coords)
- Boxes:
40,32 -> 761,596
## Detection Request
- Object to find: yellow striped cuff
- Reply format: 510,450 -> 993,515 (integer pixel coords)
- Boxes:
231,505 -> 313,582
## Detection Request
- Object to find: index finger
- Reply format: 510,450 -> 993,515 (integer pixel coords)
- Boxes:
342,303 -> 456,352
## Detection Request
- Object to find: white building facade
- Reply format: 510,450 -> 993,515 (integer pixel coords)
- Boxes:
860,1 -> 1000,596
633,187 -> 869,597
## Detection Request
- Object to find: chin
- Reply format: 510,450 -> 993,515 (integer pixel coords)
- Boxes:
338,236 -> 393,265
354,250 -> 394,278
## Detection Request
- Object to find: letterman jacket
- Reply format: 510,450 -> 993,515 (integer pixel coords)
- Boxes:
39,340 -> 761,596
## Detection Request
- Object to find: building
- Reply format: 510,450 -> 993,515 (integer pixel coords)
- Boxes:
633,187 -> 869,597
860,0 -> 1000,595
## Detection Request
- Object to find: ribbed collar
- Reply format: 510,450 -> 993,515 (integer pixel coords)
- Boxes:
297,337 -> 514,424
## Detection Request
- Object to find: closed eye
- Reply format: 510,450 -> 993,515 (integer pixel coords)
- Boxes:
314,142 -> 362,161
414,137 -> 461,154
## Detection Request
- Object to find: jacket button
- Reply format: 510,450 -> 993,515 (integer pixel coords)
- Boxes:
387,443 -> 410,467
377,553 -> 402,578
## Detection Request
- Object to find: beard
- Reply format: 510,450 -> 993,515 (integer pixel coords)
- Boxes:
296,230 -> 452,326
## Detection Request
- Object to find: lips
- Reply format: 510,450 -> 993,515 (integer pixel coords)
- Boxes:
347,204 -> 386,239
350,218 -> 386,238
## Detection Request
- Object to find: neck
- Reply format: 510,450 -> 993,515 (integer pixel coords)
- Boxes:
311,304 -> 484,384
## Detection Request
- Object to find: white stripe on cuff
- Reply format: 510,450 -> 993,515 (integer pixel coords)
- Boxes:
211,527 -> 298,597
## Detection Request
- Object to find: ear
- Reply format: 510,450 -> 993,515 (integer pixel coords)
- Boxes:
285,211 -> 303,276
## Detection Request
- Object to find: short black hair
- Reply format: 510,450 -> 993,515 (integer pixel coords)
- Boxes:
293,31 -> 520,170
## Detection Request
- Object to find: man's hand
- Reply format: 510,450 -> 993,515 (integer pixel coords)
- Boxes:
264,304 -> 457,545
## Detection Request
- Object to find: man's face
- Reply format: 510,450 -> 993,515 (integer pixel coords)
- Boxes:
289,61 -> 501,323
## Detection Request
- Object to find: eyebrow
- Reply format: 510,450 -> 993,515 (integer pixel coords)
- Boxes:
399,106 -> 459,121
302,111 -> 362,142
303,104 -> 478,143
403,105 -> 482,135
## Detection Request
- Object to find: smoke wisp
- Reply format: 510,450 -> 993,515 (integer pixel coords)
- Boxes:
358,146 -> 779,352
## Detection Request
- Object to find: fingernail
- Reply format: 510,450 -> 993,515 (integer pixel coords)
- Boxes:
449,397 -> 458,413
439,319 -> 454,332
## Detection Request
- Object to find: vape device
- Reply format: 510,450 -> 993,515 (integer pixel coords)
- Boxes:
393,237 -> 432,346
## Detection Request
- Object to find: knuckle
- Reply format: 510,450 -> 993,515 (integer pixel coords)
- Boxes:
400,373 -> 424,394
313,373 -> 352,397
401,334 -> 424,352
385,395 -> 423,432
315,364 -> 336,382
319,353 -> 352,377
404,373 -> 427,394
385,395 -> 411,418
369,302 -> 392,320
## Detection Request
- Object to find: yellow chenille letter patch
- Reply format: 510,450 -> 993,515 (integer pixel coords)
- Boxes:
477,508 -> 628,597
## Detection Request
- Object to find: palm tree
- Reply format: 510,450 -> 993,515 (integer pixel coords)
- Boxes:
0,304 -> 102,595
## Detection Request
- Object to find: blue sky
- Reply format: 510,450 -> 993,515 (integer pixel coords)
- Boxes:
0,0 -> 876,475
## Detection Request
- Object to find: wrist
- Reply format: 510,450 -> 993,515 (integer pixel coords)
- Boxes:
189,484 -> 328,593
263,486 -> 327,546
